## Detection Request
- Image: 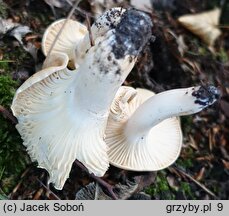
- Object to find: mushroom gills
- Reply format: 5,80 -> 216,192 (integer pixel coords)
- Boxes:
11,8 -> 153,190
42,18 -> 88,66
106,85 -> 220,171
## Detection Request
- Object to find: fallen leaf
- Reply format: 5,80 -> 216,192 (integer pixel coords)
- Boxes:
196,155 -> 214,161
194,167 -> 205,181
0,18 -> 18,36
9,26 -> 32,45
178,8 -> 221,48
188,135 -> 198,150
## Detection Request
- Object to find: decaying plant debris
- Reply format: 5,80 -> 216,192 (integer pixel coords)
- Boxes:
0,0 -> 229,200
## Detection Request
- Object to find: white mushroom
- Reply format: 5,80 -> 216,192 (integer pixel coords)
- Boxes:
106,85 -> 220,171
11,8 -> 153,189
42,18 -> 88,64
42,7 -> 127,67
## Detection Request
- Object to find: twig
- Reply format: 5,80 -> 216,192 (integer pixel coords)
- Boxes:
94,182 -> 99,200
0,105 -> 18,124
46,0 -> 82,60
170,167 -> 217,198
0,60 -> 15,63
36,178 -> 61,200
86,14 -> 95,46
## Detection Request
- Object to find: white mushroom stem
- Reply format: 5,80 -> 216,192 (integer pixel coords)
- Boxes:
72,32 -> 135,121
125,86 -> 220,141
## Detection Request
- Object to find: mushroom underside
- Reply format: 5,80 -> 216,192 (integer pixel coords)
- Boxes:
11,53 -> 109,189
106,87 -> 183,171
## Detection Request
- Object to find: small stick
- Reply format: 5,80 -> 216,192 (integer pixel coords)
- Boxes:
36,178 -> 61,200
170,167 -> 217,198
0,60 -> 15,63
86,14 -> 95,46
46,0 -> 82,61
0,105 -> 18,124
94,182 -> 99,200
65,0 -> 95,18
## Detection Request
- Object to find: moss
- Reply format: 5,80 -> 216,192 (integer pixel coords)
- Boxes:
215,48 -> 228,63
0,31 -> 34,195
0,188 -> 8,200
180,182 -> 195,199
145,171 -> 175,200
198,47 -> 208,56
0,75 -> 17,106
0,61 -> 10,73
0,75 -> 30,194
0,0 -> 8,19
176,158 -> 194,169
212,184 -> 220,194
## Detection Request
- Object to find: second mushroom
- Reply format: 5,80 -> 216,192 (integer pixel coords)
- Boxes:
106,85 -> 219,171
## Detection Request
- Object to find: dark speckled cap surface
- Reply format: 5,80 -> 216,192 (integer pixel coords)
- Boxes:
112,9 -> 153,59
192,85 -> 220,107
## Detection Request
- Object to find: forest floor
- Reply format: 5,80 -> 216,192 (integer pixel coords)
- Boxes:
0,0 -> 229,200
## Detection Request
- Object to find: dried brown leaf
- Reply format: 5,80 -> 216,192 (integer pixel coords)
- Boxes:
178,8 -> 221,47
189,135 -> 198,150
194,167 -> 205,181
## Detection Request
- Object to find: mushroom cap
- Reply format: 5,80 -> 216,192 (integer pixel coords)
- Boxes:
42,8 -> 127,66
178,8 -> 221,47
11,52 -> 109,189
42,18 -> 88,62
106,86 -> 182,171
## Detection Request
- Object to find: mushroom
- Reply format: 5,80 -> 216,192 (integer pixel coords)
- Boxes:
105,85 -> 220,171
178,8 -> 221,48
42,7 -> 127,67
11,8 -> 153,189
42,18 -> 88,65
